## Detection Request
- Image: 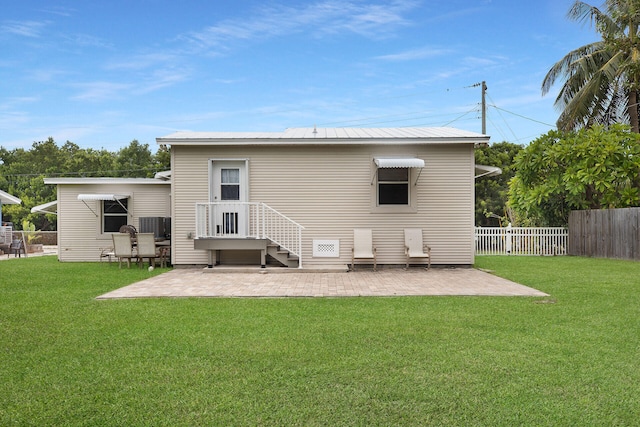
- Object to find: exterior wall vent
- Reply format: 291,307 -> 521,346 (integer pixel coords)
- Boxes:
313,239 -> 340,257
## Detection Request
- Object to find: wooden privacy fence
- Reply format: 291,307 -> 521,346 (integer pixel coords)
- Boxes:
475,226 -> 568,256
568,207 -> 640,260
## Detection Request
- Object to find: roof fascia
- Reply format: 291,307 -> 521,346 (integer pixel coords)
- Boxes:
43,178 -> 170,185
156,137 -> 490,146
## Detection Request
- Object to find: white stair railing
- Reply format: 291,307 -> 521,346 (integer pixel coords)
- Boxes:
195,202 -> 305,267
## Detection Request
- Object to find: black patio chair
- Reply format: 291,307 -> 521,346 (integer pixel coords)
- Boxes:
9,239 -> 26,257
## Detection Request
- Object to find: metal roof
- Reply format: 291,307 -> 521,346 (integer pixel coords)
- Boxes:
157,127 -> 489,145
43,177 -> 170,185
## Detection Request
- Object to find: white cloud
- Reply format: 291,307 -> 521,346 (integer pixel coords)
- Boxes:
71,81 -> 133,101
39,6 -> 75,17
462,56 -> 502,67
134,69 -> 190,94
62,33 -> 113,49
1,20 -> 49,38
106,53 -> 181,71
375,47 -> 453,61
0,96 -> 39,110
180,0 -> 418,51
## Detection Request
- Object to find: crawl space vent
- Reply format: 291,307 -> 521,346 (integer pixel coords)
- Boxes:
313,239 -> 340,257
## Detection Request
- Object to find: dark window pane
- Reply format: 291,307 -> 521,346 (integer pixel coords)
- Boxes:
104,215 -> 127,233
104,199 -> 127,214
103,199 -> 128,232
221,185 -> 240,201
379,183 -> 409,205
378,168 -> 408,181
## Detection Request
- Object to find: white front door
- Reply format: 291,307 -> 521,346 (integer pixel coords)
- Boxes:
211,160 -> 248,236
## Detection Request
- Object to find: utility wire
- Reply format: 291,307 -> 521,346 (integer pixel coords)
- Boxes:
489,104 -> 556,127
441,106 -> 479,127
3,167 -> 161,178
486,94 -> 519,142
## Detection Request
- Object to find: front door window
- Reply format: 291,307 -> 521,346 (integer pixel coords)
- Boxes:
220,169 -> 240,201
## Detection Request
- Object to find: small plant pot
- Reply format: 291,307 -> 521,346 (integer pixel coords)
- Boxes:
27,244 -> 43,253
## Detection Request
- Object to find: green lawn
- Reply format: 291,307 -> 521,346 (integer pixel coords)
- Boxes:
1,256 -> 639,426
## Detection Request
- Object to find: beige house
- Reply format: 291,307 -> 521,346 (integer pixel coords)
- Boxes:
157,127 -> 489,269
43,176 -> 170,262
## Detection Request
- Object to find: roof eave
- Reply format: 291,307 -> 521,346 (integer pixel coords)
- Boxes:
43,178 -> 170,185
156,136 -> 490,146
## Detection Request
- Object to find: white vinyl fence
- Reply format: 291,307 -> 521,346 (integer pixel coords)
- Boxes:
475,225 -> 568,256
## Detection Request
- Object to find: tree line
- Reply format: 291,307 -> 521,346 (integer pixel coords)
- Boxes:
0,138 -> 170,231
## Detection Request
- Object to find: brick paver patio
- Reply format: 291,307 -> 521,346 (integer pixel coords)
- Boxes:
97,267 -> 548,299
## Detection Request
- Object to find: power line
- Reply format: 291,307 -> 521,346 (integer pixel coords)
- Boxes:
442,106 -> 480,127
486,93 -> 518,142
489,104 -> 556,128
3,167 -> 161,178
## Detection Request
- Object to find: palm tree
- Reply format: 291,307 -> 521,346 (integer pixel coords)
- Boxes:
542,0 -> 640,133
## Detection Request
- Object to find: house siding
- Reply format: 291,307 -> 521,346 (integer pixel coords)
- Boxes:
171,142 -> 475,267
56,183 -> 170,262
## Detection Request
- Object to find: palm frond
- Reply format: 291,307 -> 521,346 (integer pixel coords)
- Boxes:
543,0 -> 640,132
569,1 -> 620,35
542,42 -> 604,95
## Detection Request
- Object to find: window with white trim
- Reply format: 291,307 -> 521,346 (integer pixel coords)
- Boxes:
378,167 -> 410,205
103,199 -> 128,233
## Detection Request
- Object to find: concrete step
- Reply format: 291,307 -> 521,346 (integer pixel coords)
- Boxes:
202,264 -> 349,273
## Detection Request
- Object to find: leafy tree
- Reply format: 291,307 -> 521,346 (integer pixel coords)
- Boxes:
61,142 -> 117,177
475,142 -> 522,226
154,144 -> 171,173
542,0 -> 640,132
509,124 -> 640,225
0,138 -> 171,230
114,140 -> 153,177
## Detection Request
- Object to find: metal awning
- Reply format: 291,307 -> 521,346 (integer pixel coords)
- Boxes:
0,189 -> 22,205
77,194 -> 129,217
372,157 -> 425,185
77,194 -> 129,201
31,200 -> 58,215
474,164 -> 502,179
374,158 -> 425,168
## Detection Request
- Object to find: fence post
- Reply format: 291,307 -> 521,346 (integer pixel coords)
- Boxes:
505,223 -> 513,255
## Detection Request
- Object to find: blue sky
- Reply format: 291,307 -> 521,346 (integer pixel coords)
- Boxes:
0,0 -> 597,151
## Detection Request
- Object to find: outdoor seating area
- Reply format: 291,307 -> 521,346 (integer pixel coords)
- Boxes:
106,226 -> 170,269
350,228 -> 432,272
